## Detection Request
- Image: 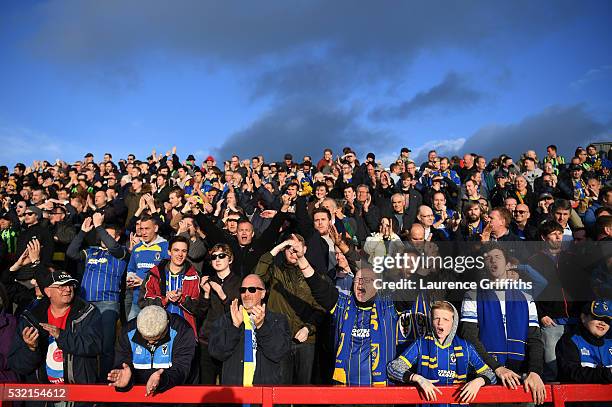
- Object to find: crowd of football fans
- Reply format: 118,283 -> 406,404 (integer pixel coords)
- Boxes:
0,143 -> 610,403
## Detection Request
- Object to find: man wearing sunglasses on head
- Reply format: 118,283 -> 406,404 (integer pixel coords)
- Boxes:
208,274 -> 290,385
198,244 -> 241,384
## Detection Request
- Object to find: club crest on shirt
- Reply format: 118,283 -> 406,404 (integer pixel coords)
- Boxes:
581,348 -> 590,356
450,353 -> 456,363
162,344 -> 168,355
135,346 -> 143,355
155,252 -> 161,261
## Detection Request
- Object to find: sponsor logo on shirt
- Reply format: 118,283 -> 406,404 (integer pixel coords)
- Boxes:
437,369 -> 456,378
88,258 -> 108,265
351,328 -> 370,338
137,262 -> 156,269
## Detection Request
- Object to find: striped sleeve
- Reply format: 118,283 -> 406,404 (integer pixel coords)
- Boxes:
387,339 -> 420,382
526,294 -> 540,327
332,292 -> 350,317
466,340 -> 497,384
460,290 -> 478,323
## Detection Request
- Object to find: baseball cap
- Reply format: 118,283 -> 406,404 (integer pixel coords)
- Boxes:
494,170 -> 508,179
36,270 -> 79,293
84,153 -> 94,158
569,164 -> 583,171
186,154 -> 196,161
284,153 -> 293,161
584,300 -> 611,321
205,155 -> 215,162
401,147 -> 411,153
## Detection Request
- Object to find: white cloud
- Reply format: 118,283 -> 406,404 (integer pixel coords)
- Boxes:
0,124 -> 78,165
570,65 -> 612,89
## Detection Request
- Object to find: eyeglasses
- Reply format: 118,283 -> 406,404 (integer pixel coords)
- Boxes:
50,284 -> 74,291
240,286 -> 264,294
210,253 -> 228,260
354,277 -> 374,285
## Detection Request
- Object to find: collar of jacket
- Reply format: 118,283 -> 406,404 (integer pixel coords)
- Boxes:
577,322 -> 605,347
133,324 -> 172,350
140,235 -> 167,247
30,295 -> 91,323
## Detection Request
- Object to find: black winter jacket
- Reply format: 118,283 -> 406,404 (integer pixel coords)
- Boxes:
8,296 -> 102,384
209,310 -> 291,385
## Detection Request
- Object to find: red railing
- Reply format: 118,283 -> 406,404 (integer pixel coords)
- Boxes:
0,383 -> 610,406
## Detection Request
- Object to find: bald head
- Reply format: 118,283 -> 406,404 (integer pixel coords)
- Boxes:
241,274 -> 266,310
417,205 -> 434,227
410,223 -> 425,242
242,274 -> 264,289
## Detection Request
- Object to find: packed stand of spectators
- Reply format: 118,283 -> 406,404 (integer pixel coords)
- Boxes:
0,144 -> 610,403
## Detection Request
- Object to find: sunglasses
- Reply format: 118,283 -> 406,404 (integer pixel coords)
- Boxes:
514,210 -> 528,215
210,253 -> 228,260
24,212 -> 36,216
240,286 -> 264,294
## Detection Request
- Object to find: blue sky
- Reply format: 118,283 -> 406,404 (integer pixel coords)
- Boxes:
0,0 -> 611,167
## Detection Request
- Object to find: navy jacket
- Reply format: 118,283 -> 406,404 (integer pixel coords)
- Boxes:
8,297 -> 102,384
556,324 -> 612,383
209,310 -> 291,385
113,313 -> 196,392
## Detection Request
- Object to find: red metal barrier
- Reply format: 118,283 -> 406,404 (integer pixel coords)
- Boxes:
272,385 -> 552,405
0,383 -> 610,406
552,383 -> 612,407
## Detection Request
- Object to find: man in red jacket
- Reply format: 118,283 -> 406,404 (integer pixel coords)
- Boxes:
139,235 -> 200,335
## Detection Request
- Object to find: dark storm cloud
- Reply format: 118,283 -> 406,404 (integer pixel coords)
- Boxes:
12,0 -> 599,164
214,102 -> 391,162
23,1 -> 581,78
412,104 -> 611,163
369,72 -> 484,121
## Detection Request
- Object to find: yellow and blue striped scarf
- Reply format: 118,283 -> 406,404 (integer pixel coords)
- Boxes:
242,309 -> 256,386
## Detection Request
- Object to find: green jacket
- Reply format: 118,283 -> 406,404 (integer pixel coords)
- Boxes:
255,252 -> 326,344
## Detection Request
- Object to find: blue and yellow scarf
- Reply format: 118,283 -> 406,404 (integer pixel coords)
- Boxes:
477,288 -> 528,366
242,309 -> 256,386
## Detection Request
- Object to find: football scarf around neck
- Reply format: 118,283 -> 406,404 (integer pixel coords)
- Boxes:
242,308 -> 256,386
477,288 -> 528,366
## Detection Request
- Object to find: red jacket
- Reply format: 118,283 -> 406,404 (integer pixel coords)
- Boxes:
139,260 -> 200,336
